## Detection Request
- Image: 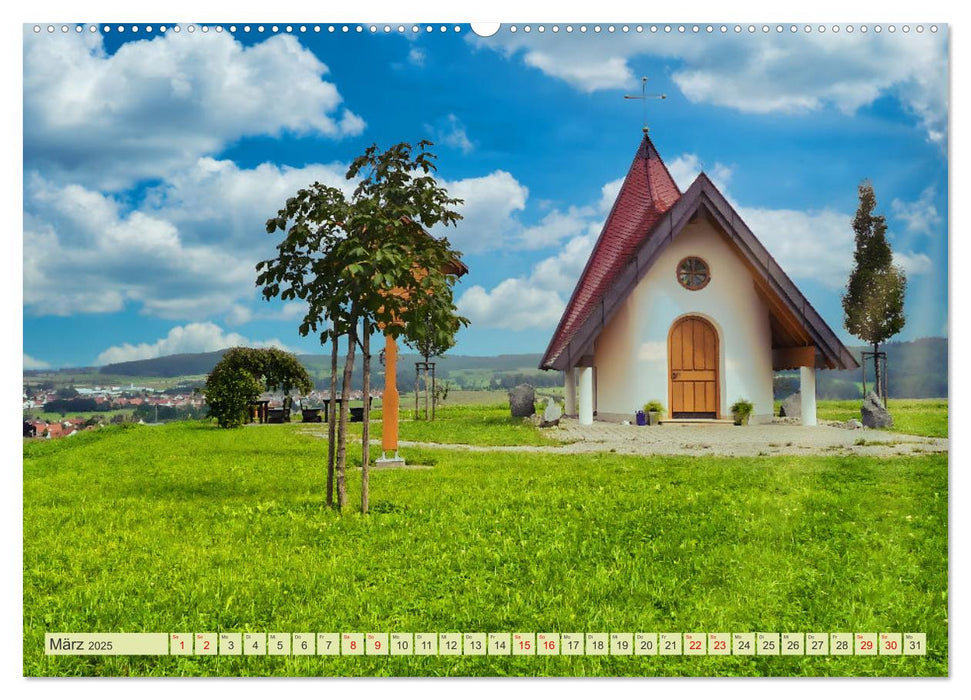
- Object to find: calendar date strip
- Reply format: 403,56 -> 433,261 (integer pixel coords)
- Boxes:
45,632 -> 927,657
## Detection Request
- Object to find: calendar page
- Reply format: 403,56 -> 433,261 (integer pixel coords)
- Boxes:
20,8 -> 950,682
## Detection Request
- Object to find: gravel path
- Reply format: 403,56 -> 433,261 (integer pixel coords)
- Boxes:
302,418 -> 947,458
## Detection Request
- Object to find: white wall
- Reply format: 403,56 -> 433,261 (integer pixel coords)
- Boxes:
593,216 -> 774,421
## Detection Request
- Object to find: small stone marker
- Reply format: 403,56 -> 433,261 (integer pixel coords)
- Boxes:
861,392 -> 893,429
844,418 -> 863,430
509,384 -> 536,418
540,397 -> 562,427
779,391 -> 801,418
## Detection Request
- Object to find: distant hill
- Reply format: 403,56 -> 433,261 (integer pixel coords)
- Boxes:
90,337 -> 946,399
97,350 -> 553,390
100,350 -> 229,378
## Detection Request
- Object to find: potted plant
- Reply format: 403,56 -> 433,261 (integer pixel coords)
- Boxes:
643,400 -> 665,426
730,398 -> 754,426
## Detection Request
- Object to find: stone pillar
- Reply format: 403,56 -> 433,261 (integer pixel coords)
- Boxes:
564,368 -> 576,416
578,366 -> 594,426
800,365 -> 817,427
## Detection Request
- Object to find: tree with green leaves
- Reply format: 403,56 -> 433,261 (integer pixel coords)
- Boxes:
256,140 -> 468,513
842,180 -> 907,401
204,347 -> 313,428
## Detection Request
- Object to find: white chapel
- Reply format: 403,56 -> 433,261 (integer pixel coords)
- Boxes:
540,134 -> 858,425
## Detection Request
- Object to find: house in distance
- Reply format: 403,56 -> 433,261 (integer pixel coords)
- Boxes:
540,133 -> 858,426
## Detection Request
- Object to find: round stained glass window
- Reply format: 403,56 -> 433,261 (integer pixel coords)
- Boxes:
677,256 -> 710,290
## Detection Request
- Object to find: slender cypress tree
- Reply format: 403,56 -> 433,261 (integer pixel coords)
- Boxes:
842,180 -> 907,400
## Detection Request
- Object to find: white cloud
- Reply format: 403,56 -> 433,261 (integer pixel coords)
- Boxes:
24,155 -> 589,321
225,300 -> 309,326
740,204 -> 932,290
24,30 -> 364,190
438,169 -> 623,254
475,29 -> 948,144
457,222 -> 601,331
738,206 -> 856,289
523,51 -> 632,93
23,158 -> 351,320
143,157 -> 350,249
892,187 -> 942,236
225,304 -> 253,326
95,322 -> 290,366
457,280 -> 566,331
893,251 -> 933,276
25,173 -> 252,318
663,151 -> 932,291
447,168 -> 639,331
24,353 -> 50,370
433,114 -> 474,154
439,170 -> 529,253
665,153 -> 734,192
530,227 -> 600,295
408,47 -> 426,67
519,207 -> 592,250
598,178 -> 625,213
279,303 -> 308,320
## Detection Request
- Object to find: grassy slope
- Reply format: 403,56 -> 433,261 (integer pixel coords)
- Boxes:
24,422 -> 947,677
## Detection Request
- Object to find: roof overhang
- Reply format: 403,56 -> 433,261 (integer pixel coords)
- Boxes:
540,173 -> 859,372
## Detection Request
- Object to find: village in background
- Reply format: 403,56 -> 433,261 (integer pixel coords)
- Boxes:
23,336 -> 946,439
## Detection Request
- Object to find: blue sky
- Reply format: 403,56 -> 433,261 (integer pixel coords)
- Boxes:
22,22 -> 949,369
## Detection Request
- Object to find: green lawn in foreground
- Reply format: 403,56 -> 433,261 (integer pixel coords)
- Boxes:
811,399 -> 948,438
24,422 -> 947,677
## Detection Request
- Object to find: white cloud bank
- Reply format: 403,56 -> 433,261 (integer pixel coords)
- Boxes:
22,28 -> 373,324
23,158 -> 353,319
95,322 -> 291,366
476,29 -> 947,144
24,29 -> 365,191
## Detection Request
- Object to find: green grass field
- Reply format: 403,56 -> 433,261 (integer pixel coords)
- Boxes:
815,399 -> 948,438
27,409 -> 132,423
23,414 -> 947,677
339,403 -> 562,447
23,372 -> 207,391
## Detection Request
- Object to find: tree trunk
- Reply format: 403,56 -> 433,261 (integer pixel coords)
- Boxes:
326,335 -> 338,507
415,363 -> 420,420
424,356 -> 430,420
335,323 -> 357,512
361,319 -> 371,515
873,342 -> 883,404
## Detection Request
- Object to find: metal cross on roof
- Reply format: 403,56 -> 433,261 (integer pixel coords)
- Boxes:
623,76 -> 666,133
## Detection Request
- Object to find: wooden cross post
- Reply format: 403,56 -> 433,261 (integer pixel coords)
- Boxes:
623,76 -> 666,133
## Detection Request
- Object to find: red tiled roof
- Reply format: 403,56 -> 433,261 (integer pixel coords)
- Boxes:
541,134 -> 680,369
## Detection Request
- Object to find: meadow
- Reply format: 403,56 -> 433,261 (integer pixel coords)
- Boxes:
23,398 -> 948,678
814,398 -> 948,438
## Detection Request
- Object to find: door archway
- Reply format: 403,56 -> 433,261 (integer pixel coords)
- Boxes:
668,315 -> 720,419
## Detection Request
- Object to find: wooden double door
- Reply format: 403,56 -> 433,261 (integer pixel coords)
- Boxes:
668,316 -> 719,418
